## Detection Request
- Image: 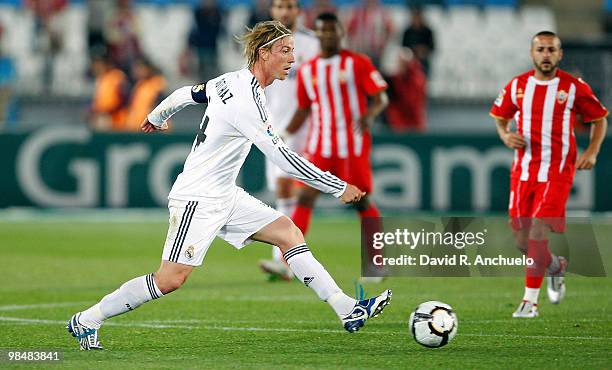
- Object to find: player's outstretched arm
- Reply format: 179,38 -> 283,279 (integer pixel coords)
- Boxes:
235,97 -> 347,199
577,117 -> 607,170
143,84 -> 208,132
239,117 -> 348,198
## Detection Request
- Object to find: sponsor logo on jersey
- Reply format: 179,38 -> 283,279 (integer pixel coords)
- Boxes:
517,88 -> 524,99
494,89 -> 506,107
266,124 -> 281,145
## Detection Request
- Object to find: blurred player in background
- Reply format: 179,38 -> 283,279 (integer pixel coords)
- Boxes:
89,52 -> 128,131
490,31 -> 608,318
124,57 -> 166,131
287,13 -> 388,280
67,21 -> 391,350
259,0 -> 320,280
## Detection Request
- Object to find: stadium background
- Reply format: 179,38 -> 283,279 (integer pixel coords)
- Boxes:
0,2 -> 611,367
1,0 -> 611,213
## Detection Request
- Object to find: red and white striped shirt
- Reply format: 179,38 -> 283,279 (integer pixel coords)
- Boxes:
490,69 -> 608,183
297,50 -> 387,158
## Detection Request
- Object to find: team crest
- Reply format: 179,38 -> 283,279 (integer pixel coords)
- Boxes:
557,90 -> 568,104
339,70 -> 347,84
185,245 -> 195,260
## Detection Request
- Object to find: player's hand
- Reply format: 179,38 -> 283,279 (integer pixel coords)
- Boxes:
141,118 -> 168,133
502,132 -> 526,149
576,148 -> 598,170
359,116 -> 372,132
340,184 -> 366,204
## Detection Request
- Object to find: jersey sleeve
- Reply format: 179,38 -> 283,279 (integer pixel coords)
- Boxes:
296,66 -> 312,109
490,80 -> 517,120
233,100 -> 347,197
147,84 -> 207,127
356,54 -> 388,95
574,79 -> 609,123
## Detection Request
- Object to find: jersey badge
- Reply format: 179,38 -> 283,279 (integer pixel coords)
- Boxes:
556,90 -> 568,104
185,245 -> 195,260
339,70 -> 347,84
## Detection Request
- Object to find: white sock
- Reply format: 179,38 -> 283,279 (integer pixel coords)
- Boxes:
523,287 -> 539,304
272,245 -> 283,262
283,244 -> 356,316
272,197 -> 297,262
328,292 -> 358,317
79,273 -> 163,328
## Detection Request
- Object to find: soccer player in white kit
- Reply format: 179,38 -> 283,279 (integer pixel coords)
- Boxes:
259,0 -> 320,280
67,21 -> 391,350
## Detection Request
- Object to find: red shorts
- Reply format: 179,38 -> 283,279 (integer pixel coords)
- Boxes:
306,152 -> 373,194
508,178 -> 572,233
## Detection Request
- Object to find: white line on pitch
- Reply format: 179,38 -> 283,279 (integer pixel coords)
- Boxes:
0,302 -> 89,311
1,316 -> 611,341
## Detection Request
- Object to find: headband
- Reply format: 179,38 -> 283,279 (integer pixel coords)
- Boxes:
259,33 -> 291,49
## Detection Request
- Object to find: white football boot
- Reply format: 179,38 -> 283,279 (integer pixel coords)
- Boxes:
259,259 -> 294,281
512,300 -> 539,318
547,256 -> 567,304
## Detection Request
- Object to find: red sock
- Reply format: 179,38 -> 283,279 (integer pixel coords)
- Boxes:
525,239 -> 552,289
291,205 -> 313,236
359,203 -> 382,270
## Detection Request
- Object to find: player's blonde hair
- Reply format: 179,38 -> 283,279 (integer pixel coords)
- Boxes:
236,20 -> 292,68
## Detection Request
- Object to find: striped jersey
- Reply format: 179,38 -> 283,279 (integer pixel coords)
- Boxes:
490,69 -> 608,183
297,49 -> 388,158
147,68 -> 347,202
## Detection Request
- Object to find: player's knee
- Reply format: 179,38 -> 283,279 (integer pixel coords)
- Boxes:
529,219 -> 550,240
154,271 -> 189,294
276,217 -> 305,252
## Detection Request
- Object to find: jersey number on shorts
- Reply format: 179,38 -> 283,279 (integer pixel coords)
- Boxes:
193,116 -> 209,151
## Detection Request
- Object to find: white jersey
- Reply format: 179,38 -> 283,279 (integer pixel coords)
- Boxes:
265,27 -> 319,134
147,68 -> 347,202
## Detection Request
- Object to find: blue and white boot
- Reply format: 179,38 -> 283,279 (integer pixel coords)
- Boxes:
341,289 -> 392,333
67,313 -> 103,350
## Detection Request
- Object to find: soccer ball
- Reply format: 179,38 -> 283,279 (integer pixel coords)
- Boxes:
409,301 -> 458,348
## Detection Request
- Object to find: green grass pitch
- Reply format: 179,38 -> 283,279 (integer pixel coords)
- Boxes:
0,215 -> 611,369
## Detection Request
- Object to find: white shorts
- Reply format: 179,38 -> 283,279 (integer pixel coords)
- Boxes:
161,187 -> 283,266
265,123 -> 309,192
